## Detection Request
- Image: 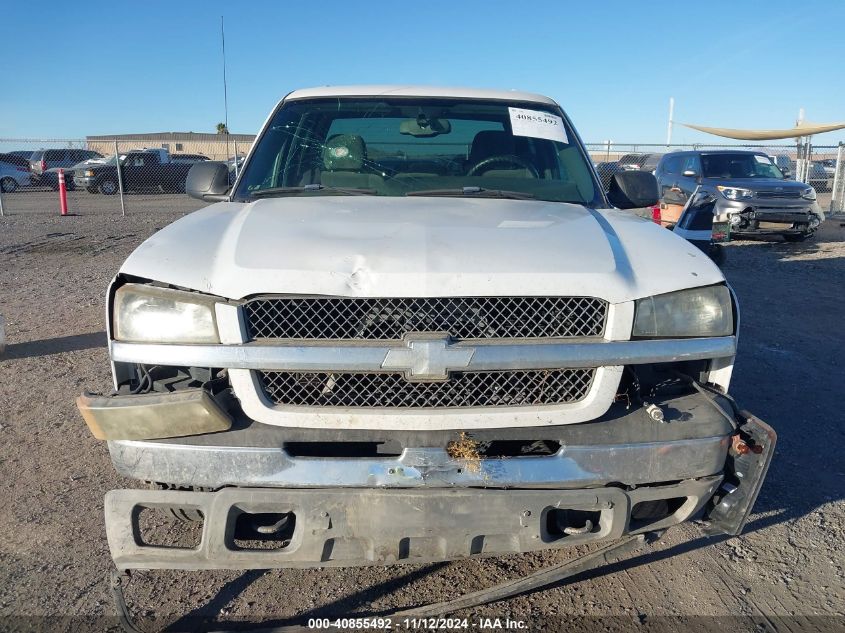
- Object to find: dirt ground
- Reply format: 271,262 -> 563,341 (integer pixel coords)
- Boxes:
0,202 -> 843,632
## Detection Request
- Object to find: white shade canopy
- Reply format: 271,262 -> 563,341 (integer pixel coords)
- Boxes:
682,121 -> 845,140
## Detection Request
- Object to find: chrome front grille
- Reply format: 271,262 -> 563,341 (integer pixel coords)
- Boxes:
243,296 -> 608,341
257,369 -> 596,408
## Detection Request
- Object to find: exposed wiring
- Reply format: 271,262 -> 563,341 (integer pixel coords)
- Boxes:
129,365 -> 157,395
670,369 -> 738,431
622,366 -> 643,405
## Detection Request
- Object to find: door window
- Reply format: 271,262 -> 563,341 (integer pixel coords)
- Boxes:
662,155 -> 682,175
682,155 -> 701,175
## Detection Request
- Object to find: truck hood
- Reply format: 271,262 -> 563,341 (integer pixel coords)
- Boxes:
120,196 -> 724,303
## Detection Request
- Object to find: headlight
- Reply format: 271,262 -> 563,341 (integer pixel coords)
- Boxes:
84,170 -> 95,177
114,284 -> 219,343
633,285 -> 733,338
716,186 -> 753,201
801,187 -> 816,201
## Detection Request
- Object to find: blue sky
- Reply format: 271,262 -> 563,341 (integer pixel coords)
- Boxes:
2,0 -> 843,145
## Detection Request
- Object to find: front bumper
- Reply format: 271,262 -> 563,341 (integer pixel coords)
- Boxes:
716,198 -> 824,235
107,477 -> 722,570
98,394 -> 776,570
74,175 -> 96,189
104,391 -> 733,489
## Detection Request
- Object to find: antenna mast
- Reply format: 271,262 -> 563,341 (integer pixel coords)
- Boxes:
221,16 -> 230,161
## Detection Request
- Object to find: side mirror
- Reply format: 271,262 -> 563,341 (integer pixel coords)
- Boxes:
186,161 -> 230,201
607,171 -> 659,209
682,169 -> 698,177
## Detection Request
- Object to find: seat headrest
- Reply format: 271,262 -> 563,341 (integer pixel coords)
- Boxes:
468,130 -> 534,166
469,130 -> 515,164
323,134 -> 367,171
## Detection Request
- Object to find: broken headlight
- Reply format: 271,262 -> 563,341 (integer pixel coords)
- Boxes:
113,283 -> 220,343
632,285 -> 733,338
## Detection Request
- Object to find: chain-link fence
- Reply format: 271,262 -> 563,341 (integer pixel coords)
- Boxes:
0,135 -> 252,217
0,137 -> 842,217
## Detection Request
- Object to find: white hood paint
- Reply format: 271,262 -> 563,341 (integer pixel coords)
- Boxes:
120,197 -> 725,303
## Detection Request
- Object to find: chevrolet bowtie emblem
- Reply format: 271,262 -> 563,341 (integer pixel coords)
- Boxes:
381,333 -> 475,381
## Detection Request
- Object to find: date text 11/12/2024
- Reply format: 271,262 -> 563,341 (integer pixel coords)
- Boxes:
307,617 -> 529,630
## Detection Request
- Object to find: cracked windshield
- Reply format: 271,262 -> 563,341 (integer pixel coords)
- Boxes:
234,97 -> 600,204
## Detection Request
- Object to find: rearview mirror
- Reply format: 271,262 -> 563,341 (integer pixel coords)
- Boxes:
607,171 -> 659,209
399,117 -> 451,137
186,161 -> 230,201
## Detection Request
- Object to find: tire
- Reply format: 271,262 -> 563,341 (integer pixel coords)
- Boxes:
783,233 -> 811,243
98,179 -> 118,195
0,177 -> 17,193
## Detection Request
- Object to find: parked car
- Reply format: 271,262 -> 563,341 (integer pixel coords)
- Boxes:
655,150 -> 824,243
29,149 -> 103,188
7,150 -> 35,159
0,152 -> 33,172
616,152 -> 662,173
815,158 -> 836,178
0,159 -> 32,192
808,161 -> 832,191
74,150 -> 193,194
78,86 -> 773,575
170,153 -> 211,164
43,154 -> 112,191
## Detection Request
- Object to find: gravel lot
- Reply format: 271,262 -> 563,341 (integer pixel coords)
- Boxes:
0,194 -> 843,632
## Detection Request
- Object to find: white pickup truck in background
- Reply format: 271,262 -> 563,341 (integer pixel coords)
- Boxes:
77,86 -> 775,572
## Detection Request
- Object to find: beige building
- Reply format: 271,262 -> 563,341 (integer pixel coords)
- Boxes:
86,132 -> 255,161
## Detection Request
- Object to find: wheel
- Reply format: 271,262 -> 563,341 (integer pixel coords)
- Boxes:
467,154 -> 539,178
783,233 -> 811,243
0,177 -> 17,193
98,178 -> 118,195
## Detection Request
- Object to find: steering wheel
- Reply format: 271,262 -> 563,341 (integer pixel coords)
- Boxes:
467,154 -> 539,178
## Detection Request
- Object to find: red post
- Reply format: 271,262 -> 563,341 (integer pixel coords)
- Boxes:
58,169 -> 69,216
650,204 -> 662,226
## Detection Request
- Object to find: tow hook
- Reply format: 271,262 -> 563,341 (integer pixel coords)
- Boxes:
645,402 -> 665,423
563,519 -> 594,535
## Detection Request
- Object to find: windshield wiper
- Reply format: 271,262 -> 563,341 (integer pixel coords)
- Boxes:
406,186 -> 535,200
250,184 -> 377,197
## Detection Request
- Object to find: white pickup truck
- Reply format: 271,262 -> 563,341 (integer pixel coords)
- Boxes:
78,86 -> 774,572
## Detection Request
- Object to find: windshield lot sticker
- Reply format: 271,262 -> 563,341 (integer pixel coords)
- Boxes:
754,155 -> 772,164
509,107 -> 568,143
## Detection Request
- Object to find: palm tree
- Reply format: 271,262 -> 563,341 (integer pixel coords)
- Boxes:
216,122 -> 229,135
